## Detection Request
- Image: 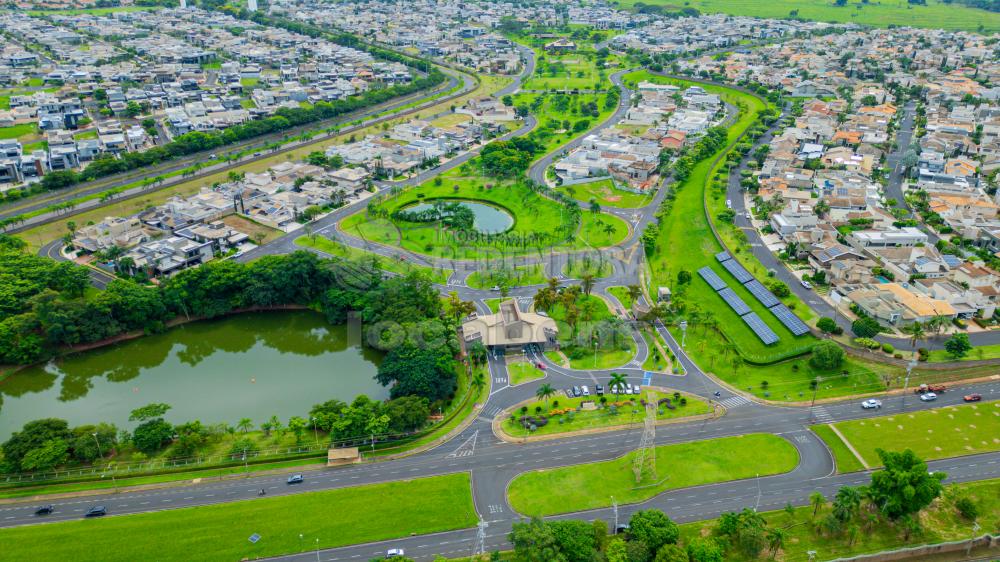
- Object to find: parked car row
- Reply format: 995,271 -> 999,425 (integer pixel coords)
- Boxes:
564,382 -> 642,399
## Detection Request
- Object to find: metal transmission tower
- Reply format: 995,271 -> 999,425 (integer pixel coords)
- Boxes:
632,402 -> 657,484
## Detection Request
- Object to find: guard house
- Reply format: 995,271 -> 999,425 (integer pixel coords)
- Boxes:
461,299 -> 558,352
657,286 -> 671,303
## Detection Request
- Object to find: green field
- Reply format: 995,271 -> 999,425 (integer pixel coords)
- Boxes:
341,173 -> 628,260
507,433 -> 798,516
810,423 -> 866,474
562,179 -> 654,208
502,388 -> 711,438
547,294 -> 636,369
618,0 -> 1000,33
817,402 -> 1000,469
563,254 -> 614,279
467,263 -> 547,289
679,477 -> 1000,561
607,285 -> 635,310
0,474 -> 476,562
294,234 -> 450,284
508,360 -> 546,386
0,123 -> 37,140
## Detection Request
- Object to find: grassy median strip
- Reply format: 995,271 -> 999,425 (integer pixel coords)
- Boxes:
507,433 -> 797,516
295,234 -> 451,284
820,402 -> 1000,468
810,423 -> 866,474
0,473 -> 476,562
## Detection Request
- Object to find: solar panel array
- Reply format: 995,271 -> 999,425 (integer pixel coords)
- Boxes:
718,287 -> 752,316
741,312 -> 780,345
698,266 -> 727,291
744,280 -> 781,308
720,257 -> 754,284
700,254 -> 809,345
768,303 -> 810,336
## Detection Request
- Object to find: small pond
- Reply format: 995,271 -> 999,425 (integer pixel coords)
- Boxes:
404,200 -> 514,234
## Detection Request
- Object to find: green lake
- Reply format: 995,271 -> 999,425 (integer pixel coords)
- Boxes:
0,311 -> 384,440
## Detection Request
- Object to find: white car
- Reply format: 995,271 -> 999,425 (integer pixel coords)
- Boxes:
386,549 -> 405,558
861,399 -> 882,409
920,392 -> 937,402
725,199 -> 732,209
581,385 -> 590,397
800,280 -> 813,290
625,383 -> 633,394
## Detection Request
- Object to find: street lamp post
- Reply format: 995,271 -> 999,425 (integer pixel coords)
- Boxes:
91,432 -> 102,460
315,538 -> 320,562
611,496 -> 618,534
754,472 -> 761,511
679,320 -> 688,348
310,417 -> 319,447
901,358 -> 917,412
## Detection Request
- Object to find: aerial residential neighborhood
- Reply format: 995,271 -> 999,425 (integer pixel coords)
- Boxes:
1,1 -> 1000,561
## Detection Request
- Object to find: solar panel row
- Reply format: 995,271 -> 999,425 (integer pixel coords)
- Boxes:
742,312 -> 780,345
718,287 -> 752,316
720,257 -> 753,284
697,266 -> 727,291
715,251 -> 732,263
769,303 -> 810,336
743,279 -> 780,308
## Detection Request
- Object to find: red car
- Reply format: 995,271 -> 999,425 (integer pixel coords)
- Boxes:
963,394 -> 982,402
535,362 -> 547,370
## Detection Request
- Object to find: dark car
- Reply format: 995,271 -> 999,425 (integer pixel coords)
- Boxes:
84,506 -> 107,518
287,474 -> 304,485
34,505 -> 53,516
572,386 -> 582,397
596,384 -> 604,395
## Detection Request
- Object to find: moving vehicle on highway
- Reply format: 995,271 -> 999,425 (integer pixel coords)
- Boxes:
34,505 -> 53,516
920,392 -> 938,402
287,474 -> 304,485
964,393 -> 982,402
861,399 -> 882,409
386,548 -> 405,558
85,506 -> 107,518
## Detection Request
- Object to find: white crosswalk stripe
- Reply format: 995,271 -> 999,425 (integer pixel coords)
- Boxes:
718,395 -> 752,409
811,406 -> 834,423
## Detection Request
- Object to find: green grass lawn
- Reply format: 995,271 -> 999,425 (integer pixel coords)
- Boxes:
0,474 -> 476,562
926,340 -> 1000,362
240,77 -> 260,88
342,172 -> 628,260
641,328 -> 677,374
294,234 -> 450,284
820,402 -> 1000,468
507,433 -> 798,516
0,123 -> 38,140
503,388 -> 711,438
467,263 -> 547,289
810,423 -> 866,474
547,294 -> 635,369
679,477 -> 1000,561
618,0 -> 1000,33
508,360 -> 546,386
607,286 -> 634,310
525,50 -> 610,91
562,179 -> 654,209
485,298 -> 503,313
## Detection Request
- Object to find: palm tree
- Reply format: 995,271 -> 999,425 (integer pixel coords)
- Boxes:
536,383 -> 555,404
609,372 -> 628,395
902,321 -> 926,358
581,273 -> 596,296
626,284 -> 642,307
765,527 -> 786,557
472,372 -> 486,394
602,222 -> 616,238
810,491 -> 825,517
237,418 -> 253,434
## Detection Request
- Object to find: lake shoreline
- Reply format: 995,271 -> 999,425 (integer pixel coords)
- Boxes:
0,304 -> 313,383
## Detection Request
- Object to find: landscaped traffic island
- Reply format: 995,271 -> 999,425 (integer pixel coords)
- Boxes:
814,401 -> 1000,471
499,388 -> 713,439
0,474 -> 477,562
507,433 -> 798,516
